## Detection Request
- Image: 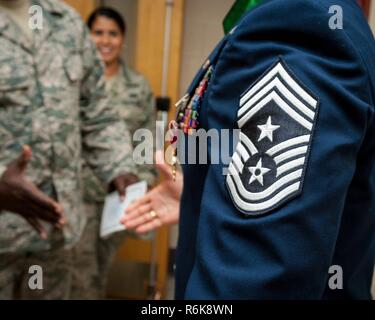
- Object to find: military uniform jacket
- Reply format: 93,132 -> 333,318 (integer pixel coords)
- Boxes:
115,63 -> 158,185
0,0 -> 136,253
83,62 -> 157,202
176,0 -> 375,299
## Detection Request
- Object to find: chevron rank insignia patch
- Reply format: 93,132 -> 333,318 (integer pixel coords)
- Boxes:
226,58 -> 320,216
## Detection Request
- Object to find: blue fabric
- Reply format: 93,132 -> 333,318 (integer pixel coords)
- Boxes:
176,0 -> 375,299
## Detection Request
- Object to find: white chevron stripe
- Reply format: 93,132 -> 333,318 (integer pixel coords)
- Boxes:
226,60 -> 318,214
267,135 -> 310,156
238,91 -> 313,130
228,166 -> 303,202
226,176 -> 301,213
240,62 -> 318,109
276,157 -> 305,177
239,77 -> 315,120
274,146 -> 308,165
237,143 -> 250,162
228,162 -> 239,177
232,153 -> 244,174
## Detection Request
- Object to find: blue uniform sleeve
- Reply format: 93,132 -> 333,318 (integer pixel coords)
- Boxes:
184,0 -> 375,299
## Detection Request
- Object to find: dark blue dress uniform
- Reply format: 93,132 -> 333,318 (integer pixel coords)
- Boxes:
175,0 -> 375,299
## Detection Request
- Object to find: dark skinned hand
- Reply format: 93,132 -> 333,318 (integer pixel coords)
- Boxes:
110,173 -> 139,202
0,145 -> 66,239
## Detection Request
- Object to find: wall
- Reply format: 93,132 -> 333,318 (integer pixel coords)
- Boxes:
370,0 -> 375,34
178,0 -> 233,97
167,0 -> 233,250
62,0 -> 96,20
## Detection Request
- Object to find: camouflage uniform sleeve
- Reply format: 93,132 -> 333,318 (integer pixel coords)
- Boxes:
80,26 -> 136,185
137,78 -> 159,187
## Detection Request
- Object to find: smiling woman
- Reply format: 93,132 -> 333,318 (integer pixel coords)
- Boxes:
68,6 -> 158,300
87,8 -> 127,79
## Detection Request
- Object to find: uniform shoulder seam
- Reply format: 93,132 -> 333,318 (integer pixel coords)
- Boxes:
314,0 -> 374,109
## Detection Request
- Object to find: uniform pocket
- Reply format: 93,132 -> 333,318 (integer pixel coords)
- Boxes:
60,52 -> 84,114
0,67 -> 31,108
63,52 -> 84,84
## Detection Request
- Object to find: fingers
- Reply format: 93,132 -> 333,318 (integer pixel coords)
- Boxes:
26,201 -> 64,227
25,185 -> 65,226
155,150 -> 173,180
122,202 -> 153,229
125,194 -> 150,215
26,217 -> 47,240
135,218 -> 163,235
16,145 -> 32,173
156,162 -> 174,180
125,201 -> 152,220
113,174 -> 139,202
127,174 -> 139,185
155,150 -> 165,165
114,179 -> 126,202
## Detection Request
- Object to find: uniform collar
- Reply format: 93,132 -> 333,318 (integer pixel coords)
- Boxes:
0,0 -> 27,30
0,9 -> 30,49
120,61 -> 136,84
0,0 -> 65,52
0,9 -> 13,31
35,0 -> 65,16
0,0 -> 64,30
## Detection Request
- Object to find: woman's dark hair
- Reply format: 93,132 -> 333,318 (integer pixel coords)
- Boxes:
87,7 -> 127,35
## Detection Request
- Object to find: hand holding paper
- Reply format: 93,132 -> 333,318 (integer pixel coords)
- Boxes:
100,181 -> 147,239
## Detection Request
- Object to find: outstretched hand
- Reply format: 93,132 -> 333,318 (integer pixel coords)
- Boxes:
121,151 -> 182,234
0,145 -> 65,239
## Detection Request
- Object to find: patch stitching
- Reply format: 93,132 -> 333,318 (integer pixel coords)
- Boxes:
226,57 -> 321,217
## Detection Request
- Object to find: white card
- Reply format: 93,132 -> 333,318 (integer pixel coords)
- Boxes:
100,181 -> 147,239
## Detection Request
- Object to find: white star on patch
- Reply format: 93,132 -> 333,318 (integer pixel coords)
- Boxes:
257,116 -> 280,142
248,159 -> 271,186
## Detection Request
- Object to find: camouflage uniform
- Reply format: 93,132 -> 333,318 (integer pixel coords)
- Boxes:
71,63 -> 158,299
0,0 -> 135,299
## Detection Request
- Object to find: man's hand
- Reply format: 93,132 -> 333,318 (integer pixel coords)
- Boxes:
0,145 -> 65,239
110,173 -> 139,201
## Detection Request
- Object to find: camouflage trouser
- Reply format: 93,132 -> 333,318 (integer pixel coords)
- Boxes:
0,243 -> 72,300
70,202 -> 126,300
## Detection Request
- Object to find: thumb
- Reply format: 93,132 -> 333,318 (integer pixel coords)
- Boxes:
16,145 -> 32,174
155,150 -> 173,179
113,178 -> 126,202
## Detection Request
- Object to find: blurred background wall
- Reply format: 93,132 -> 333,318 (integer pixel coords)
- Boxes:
178,0 -> 232,96
370,0 -> 375,32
